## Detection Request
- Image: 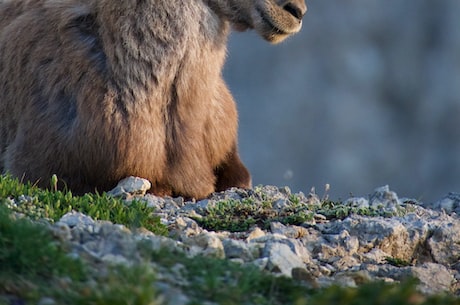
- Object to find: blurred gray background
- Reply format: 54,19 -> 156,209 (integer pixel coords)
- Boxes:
224,0 -> 460,203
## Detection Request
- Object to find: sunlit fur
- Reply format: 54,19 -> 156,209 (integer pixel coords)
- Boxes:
0,0 -> 306,198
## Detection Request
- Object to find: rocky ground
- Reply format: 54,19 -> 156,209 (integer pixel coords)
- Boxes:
38,177 -> 460,303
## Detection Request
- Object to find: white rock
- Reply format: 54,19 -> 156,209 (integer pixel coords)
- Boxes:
223,239 -> 254,261
411,263 -> 454,294
58,211 -> 95,228
38,297 -> 56,305
428,221 -> 460,265
246,227 -> 266,241
361,248 -> 390,264
270,222 -> 309,239
183,232 -> 225,259
107,176 -> 151,197
263,242 -> 305,277
250,258 -> 269,270
101,254 -> 130,265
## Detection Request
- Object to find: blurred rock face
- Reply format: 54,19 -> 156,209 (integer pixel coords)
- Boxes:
224,0 -> 460,202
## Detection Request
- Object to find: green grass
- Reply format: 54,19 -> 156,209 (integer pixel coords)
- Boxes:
385,256 -> 413,267
139,243 -> 311,305
0,205 -> 85,281
0,174 -> 167,235
307,279 -> 460,305
0,206 -> 161,305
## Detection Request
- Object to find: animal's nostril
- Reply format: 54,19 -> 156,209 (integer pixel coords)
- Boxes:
283,2 -> 305,20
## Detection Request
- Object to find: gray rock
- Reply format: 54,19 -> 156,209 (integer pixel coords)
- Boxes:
368,185 -> 400,211
172,217 -> 203,238
263,242 -> 305,277
291,267 -> 319,288
270,221 -> 309,239
246,227 -> 266,241
144,194 -> 166,209
279,238 -> 312,264
360,248 -> 390,264
254,185 -> 288,201
272,199 -> 290,210
79,225 -> 138,262
344,215 -> 425,261
249,233 -> 287,244
51,222 -> 72,241
38,297 -> 56,305
58,211 -> 95,228
223,238 -> 254,261
107,176 -> 151,198
411,263 -> 454,294
156,283 -> 190,305
429,192 -> 460,214
250,257 -> 269,270
366,263 -> 455,294
344,197 -> 369,209
100,254 -> 130,265
194,199 -> 211,212
182,232 -> 225,259
138,234 -> 186,254
428,221 -> 460,265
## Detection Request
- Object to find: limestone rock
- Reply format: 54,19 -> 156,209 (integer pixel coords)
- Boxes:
270,221 -> 309,239
428,221 -> 460,265
223,238 -> 254,261
58,211 -> 95,228
246,227 -> 266,241
411,263 -> 454,294
428,192 -> 460,214
182,232 -> 225,259
107,176 -> 151,198
263,242 -> 305,277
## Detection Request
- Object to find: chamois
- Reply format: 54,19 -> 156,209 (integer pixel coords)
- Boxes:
0,0 -> 306,198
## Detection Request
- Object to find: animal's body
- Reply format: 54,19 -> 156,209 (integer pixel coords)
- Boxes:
0,0 -> 306,198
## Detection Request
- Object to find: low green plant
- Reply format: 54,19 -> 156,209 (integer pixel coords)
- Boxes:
0,205 -> 86,281
195,196 -> 315,232
385,256 -> 412,267
65,265 -> 160,305
195,198 -> 272,231
307,279 -> 460,305
195,186 -> 416,233
0,174 -> 167,235
0,206 -> 161,305
307,197 -> 412,220
316,200 -> 379,219
140,245 -> 312,305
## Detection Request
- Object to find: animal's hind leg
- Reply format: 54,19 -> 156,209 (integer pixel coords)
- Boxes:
214,146 -> 251,192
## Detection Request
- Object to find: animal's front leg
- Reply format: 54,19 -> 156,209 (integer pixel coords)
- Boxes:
214,145 -> 251,192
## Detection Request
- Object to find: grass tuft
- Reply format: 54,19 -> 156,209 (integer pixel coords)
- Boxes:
0,206 -> 162,304
196,189 -> 413,233
0,205 -> 86,281
195,197 -> 315,232
141,245 -> 312,305
0,174 -> 167,235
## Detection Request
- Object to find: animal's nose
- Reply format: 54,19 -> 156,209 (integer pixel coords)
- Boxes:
281,0 -> 307,20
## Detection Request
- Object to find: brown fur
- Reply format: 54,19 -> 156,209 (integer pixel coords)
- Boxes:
0,0 -> 306,199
